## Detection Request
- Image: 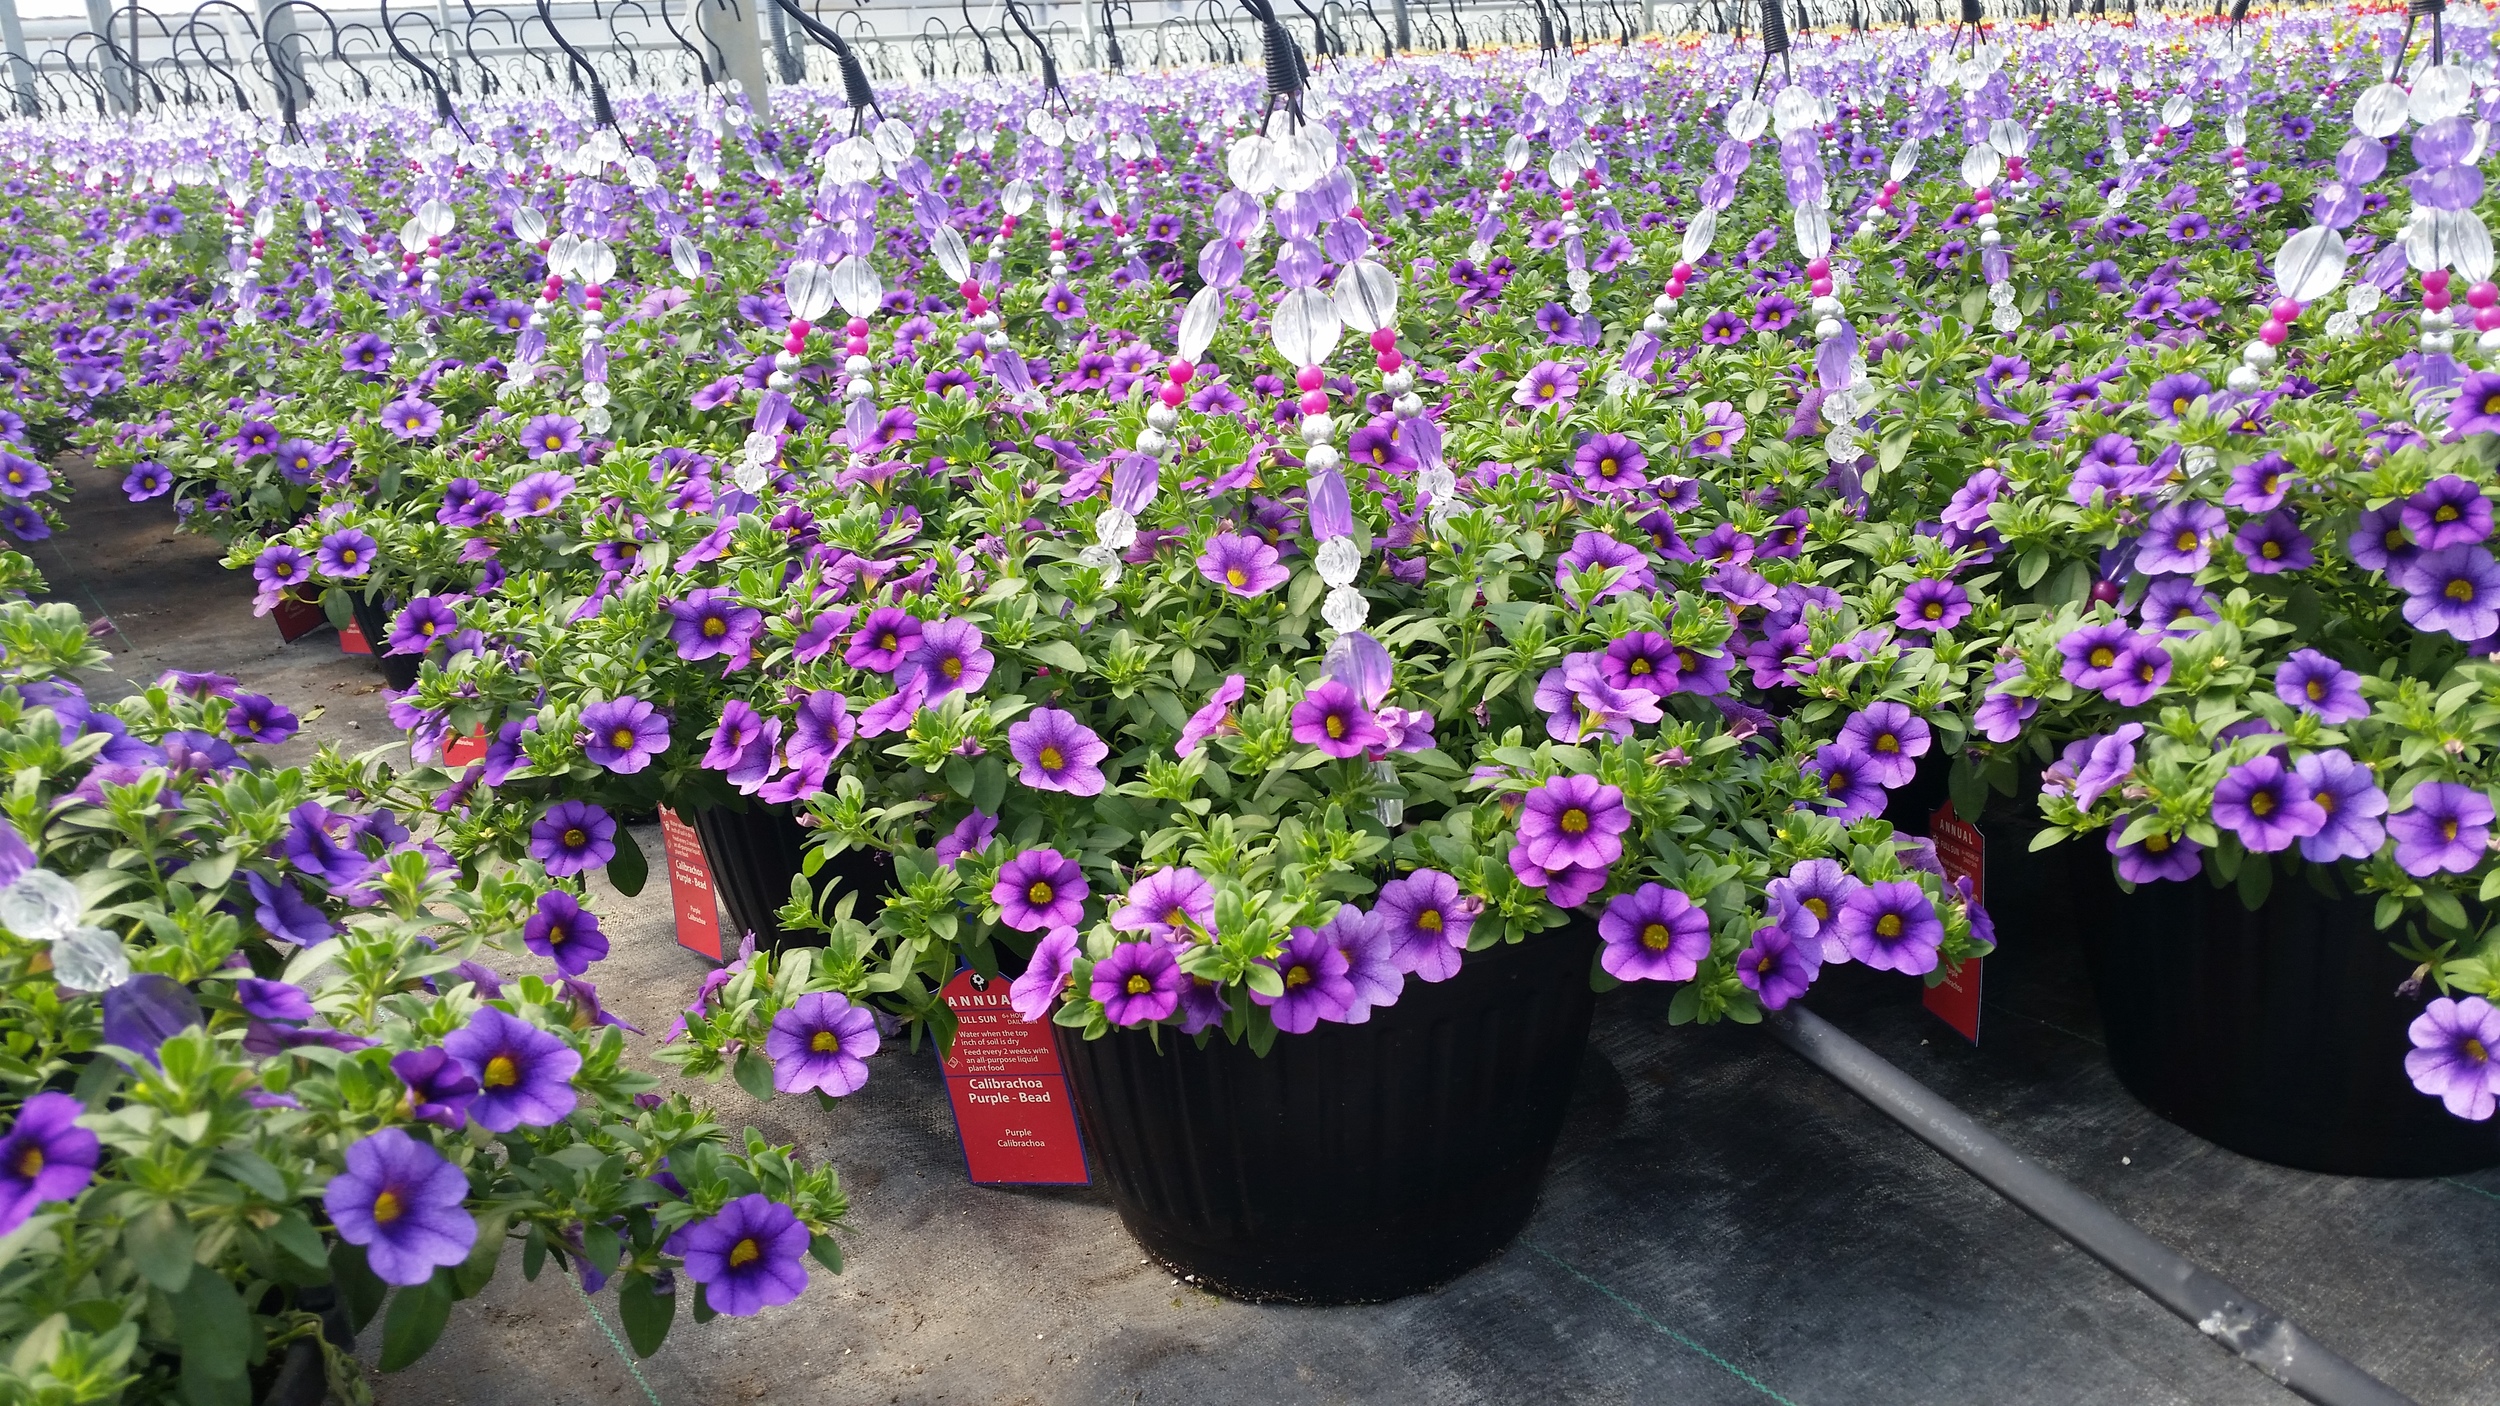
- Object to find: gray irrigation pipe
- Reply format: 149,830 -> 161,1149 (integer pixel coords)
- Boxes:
1763,1005 -> 2419,1406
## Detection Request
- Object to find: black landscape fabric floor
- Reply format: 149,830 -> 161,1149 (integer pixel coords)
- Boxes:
36,459 -> 2499,1406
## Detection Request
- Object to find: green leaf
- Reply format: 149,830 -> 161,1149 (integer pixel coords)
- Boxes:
733,1047 -> 778,1103
124,1200 -> 196,1292
172,1265 -> 250,1386
173,846 -> 240,890
607,825 -> 649,898
808,1232 -> 844,1274
377,1272 -> 455,1373
2420,886 -> 2469,933
265,1210 -> 329,1271
617,1272 -> 676,1358
330,1241 -> 387,1331
1027,639 -> 1089,674
690,1282 -> 718,1324
972,756 -> 1008,815
2234,851 -> 2273,910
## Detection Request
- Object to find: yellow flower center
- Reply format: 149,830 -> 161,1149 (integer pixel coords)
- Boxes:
1640,922 -> 1673,951
2146,834 -> 2170,853
1803,897 -> 1829,921
340,550 -> 359,565
16,1147 -> 42,1177
2261,541 -> 2282,560
1559,808 -> 1589,834
1629,659 -> 1651,675
2438,504 -> 2460,523
1875,913 -> 1903,939
1027,880 -> 1054,905
1037,745 -> 1065,771
564,828 -> 587,848
1285,964 -> 1312,988
372,1190 -> 402,1224
611,729 -> 636,749
1874,734 -> 1899,753
728,1238 -> 761,1268
2467,1038 -> 2490,1064
1324,715 -> 1345,739
2090,646 -> 2116,668
1227,567 -> 1247,587
2249,792 -> 2274,817
2447,578 -> 2476,603
2442,819 -> 2460,841
879,632 -> 898,651
2174,530 -> 2197,551
703,616 -> 727,637
811,1030 -> 841,1053
2305,679 -> 2325,701
941,656 -> 964,681
1417,909 -> 1443,932
483,1055 -> 518,1088
1923,600 -> 1945,619
1125,973 -> 1153,995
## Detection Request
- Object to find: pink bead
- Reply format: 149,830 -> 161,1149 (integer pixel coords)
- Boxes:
847,317 -> 870,336
1158,383 -> 1187,407
1810,277 -> 1834,298
1806,258 -> 1830,277
1377,349 -> 1404,373
958,279 -> 982,298
789,319 -> 812,340
2470,282 -> 2500,310
1671,261 -> 1694,279
2268,299 -> 2301,323
2427,293 -> 2454,313
1881,181 -> 1899,196
2424,269 -> 2452,294
1295,365 -> 1325,392
1168,359 -> 1195,384
2477,306 -> 2500,332
1370,327 -> 1398,353
1299,389 -> 1329,415
2258,321 -> 2289,346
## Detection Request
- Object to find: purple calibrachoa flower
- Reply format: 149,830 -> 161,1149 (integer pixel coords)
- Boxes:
388,597 -> 459,655
0,453 -> 50,497
2276,649 -> 2368,722
2402,476 -> 2492,551
323,1128 -> 476,1287
316,529 -> 377,579
2145,371 -> 2212,422
504,470 -> 575,518
122,461 -> 170,500
766,992 -> 880,1096
2211,755 -> 2326,853
1009,926 -> 1081,1021
1768,858 -> 1862,963
2405,996 -> 2500,1120
1895,579 -> 1971,633
911,619 -> 994,701
2293,749 -> 2389,863
1838,703 -> 1930,789
1835,881 -> 1944,974
1513,360 -> 1579,411
530,800 -> 616,877
669,588 -> 765,664
2136,501 -> 2225,575
1198,532 -> 1289,597
0,1092 -> 99,1236
1736,915 -> 1822,1010
995,848 -> 1087,931
2388,782 -> 2494,876
934,811 -> 997,868
2110,826 -> 2204,883
1254,926 -> 1356,1033
442,1007 -> 580,1131
2349,504 -> 2418,572
2101,638 -> 2172,707
438,479 -> 504,528
668,1193 -> 810,1316
1320,905 -> 1403,1023
522,890 -> 610,977
2232,510 -> 2314,575
2059,623 -> 2136,691
1291,679 -> 1389,758
1554,530 -> 1656,607
380,398 -> 443,440
1091,941 -> 1186,1026
1009,708 -> 1109,795
580,696 -> 669,774
1112,867 -> 1215,941
1596,884 -> 1711,982
1176,675 -> 1247,757
845,609 -> 922,674
519,414 -> 585,460
1517,774 -> 1631,873
391,1047 -> 479,1130
1602,632 -> 1679,695
1689,400 -> 1747,456
1809,745 -> 1888,821
1573,432 -> 1649,493
225,693 -> 298,746
1373,868 -> 1473,981
2397,546 -> 2500,641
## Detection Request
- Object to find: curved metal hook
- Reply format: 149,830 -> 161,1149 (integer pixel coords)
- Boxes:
1001,0 -> 1064,110
529,0 -> 615,125
774,0 -> 880,126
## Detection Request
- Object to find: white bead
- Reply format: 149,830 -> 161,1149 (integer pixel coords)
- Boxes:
845,354 -> 871,374
1321,585 -> 1371,633
2226,366 -> 2263,393
1304,443 -> 1342,471
1095,507 -> 1138,550
1815,318 -> 1842,340
1811,295 -> 1842,317
1979,230 -> 2001,247
1300,414 -> 1335,445
1146,403 -> 1180,431
1975,212 -> 1997,230
1642,316 -> 1669,335
767,371 -> 793,390
1392,393 -> 1424,418
846,377 -> 873,398
2481,327 -> 2500,353
1381,368 -> 1415,394
2240,341 -> 2277,369
773,351 -> 798,371
1316,535 -> 1363,587
1652,294 -> 1674,314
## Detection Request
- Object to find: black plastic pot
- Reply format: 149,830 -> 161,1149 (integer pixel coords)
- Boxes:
346,592 -> 421,691
1054,921 -> 1602,1304
2072,851 -> 2500,1177
688,802 -> 891,952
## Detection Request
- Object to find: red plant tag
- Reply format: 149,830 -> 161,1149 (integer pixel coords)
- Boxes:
336,619 -> 373,656
441,727 -> 489,767
657,808 -> 722,961
936,969 -> 1089,1185
1924,803 -> 1984,1044
272,595 -> 326,643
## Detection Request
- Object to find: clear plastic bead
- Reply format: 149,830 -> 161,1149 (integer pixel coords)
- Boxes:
2347,284 -> 2382,316
1825,427 -> 1860,462
1990,303 -> 2022,333
579,406 -> 613,436
1315,535 -> 1363,587
580,382 -> 611,408
1095,507 -> 1139,551
731,458 -> 770,493
52,925 -> 130,992
1322,585 -> 1371,632
2326,310 -> 2361,339
0,870 -> 81,942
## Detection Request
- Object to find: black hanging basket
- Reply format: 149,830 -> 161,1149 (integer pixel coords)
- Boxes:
2072,851 -> 2500,1177
1054,920 -> 1601,1304
688,802 -> 891,953
345,592 -> 422,692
